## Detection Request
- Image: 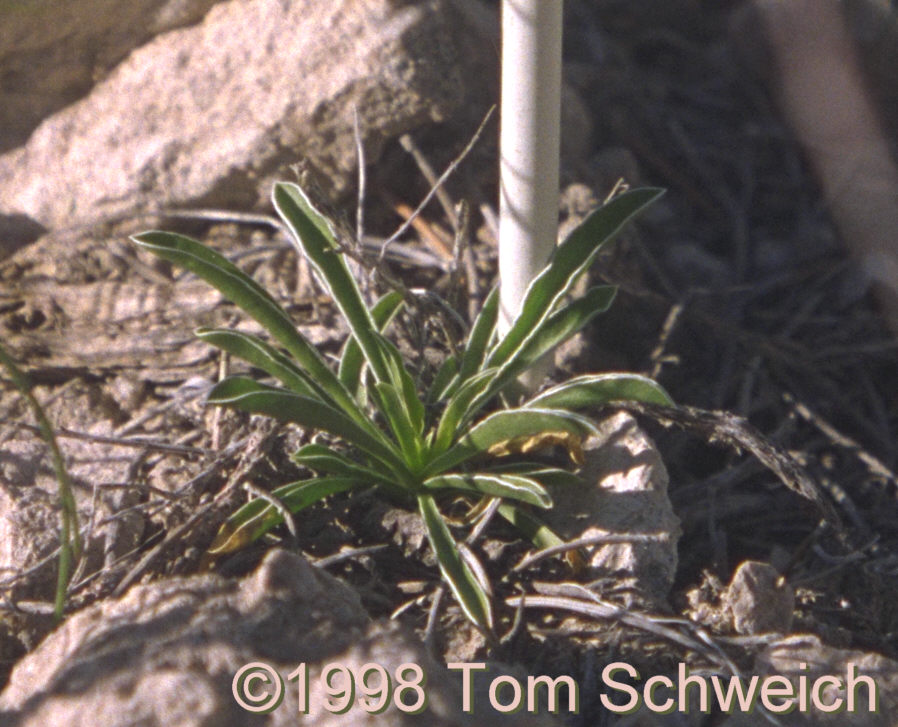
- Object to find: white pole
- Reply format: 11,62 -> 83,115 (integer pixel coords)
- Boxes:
498,0 -> 563,389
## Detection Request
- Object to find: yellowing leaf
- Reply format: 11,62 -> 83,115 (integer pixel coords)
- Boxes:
207,519 -> 256,555
487,430 -> 585,466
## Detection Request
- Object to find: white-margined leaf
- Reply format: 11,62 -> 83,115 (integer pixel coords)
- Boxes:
196,327 -> 326,401
482,462 -> 585,488
525,373 -> 673,410
486,188 -> 663,370
496,502 -> 567,553
291,443 -> 389,482
464,286 -> 618,419
338,290 -> 404,400
273,182 -> 392,385
422,472 -> 551,508
372,381 -> 424,470
432,367 -> 500,455
427,353 -> 459,404
455,286 -> 499,386
372,334 -> 425,436
208,476 -> 360,554
132,231 -> 364,424
418,493 -> 493,631
208,377 -> 408,478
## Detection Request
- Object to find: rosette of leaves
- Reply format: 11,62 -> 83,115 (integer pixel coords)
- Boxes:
131,182 -> 670,632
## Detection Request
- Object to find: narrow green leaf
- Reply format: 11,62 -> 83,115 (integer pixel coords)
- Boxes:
496,502 -> 567,552
426,407 -> 599,475
196,327 -> 326,400
427,353 -> 459,404
291,443 -> 380,479
0,342 -> 81,621
456,286 -> 499,385
525,373 -> 673,410
208,476 -> 359,554
373,381 -> 423,468
418,493 -> 493,631
432,367 -> 500,455
506,286 -> 616,375
208,377 -> 407,476
487,188 -> 663,369
483,462 -> 584,488
465,286 -> 618,418
339,290 -> 404,399
273,182 -> 391,384
434,288 -> 500,406
422,472 -> 551,508
290,443 -> 410,501
132,231 -> 363,423
374,335 -> 425,436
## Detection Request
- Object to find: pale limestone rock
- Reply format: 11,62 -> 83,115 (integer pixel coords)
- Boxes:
0,549 -> 560,727
0,0 -> 468,235
544,411 -> 680,608
0,0 -> 219,153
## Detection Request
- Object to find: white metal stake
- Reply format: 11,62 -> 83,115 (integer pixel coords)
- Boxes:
498,0 -> 563,390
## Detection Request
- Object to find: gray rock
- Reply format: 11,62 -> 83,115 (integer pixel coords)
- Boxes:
0,0 -> 469,233
0,549 -> 367,725
723,560 -> 794,635
686,561 -> 794,636
544,411 -> 681,608
0,0 -> 219,153
0,549 -> 559,726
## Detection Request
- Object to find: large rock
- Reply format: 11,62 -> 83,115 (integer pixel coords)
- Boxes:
544,411 -> 681,608
0,0 -> 468,239
0,0 -> 219,153
0,549 -> 558,727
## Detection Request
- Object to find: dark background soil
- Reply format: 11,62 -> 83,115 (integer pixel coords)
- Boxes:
551,0 -> 898,663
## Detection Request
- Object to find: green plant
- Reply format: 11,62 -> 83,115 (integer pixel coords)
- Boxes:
0,342 -> 82,621
131,181 -> 671,632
